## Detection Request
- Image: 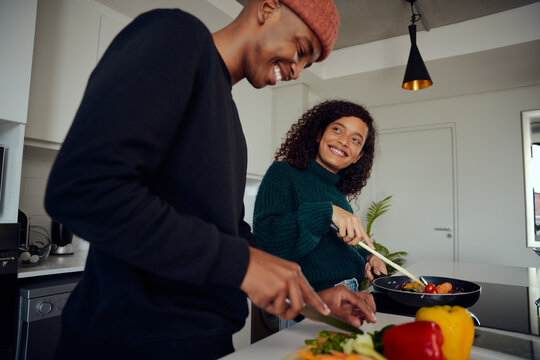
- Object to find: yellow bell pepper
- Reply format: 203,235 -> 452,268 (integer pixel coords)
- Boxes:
415,305 -> 474,360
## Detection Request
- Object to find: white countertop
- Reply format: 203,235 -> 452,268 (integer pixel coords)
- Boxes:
222,314 -> 539,360
223,261 -> 540,360
17,249 -> 88,278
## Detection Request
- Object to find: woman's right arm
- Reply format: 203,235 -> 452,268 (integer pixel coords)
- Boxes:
331,205 -> 375,249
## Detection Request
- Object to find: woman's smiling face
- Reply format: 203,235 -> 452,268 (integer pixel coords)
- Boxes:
315,116 -> 369,174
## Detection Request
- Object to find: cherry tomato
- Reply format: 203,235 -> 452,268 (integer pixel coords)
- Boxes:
425,283 -> 436,293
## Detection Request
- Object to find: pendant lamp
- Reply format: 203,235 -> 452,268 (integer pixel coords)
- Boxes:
402,0 -> 433,90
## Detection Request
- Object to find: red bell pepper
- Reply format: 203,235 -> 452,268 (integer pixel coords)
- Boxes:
382,321 -> 444,360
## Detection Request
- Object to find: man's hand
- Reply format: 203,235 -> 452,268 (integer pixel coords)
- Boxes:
317,285 -> 376,328
240,247 -> 330,320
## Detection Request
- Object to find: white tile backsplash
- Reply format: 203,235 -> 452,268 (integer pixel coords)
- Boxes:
21,158 -> 53,179
19,196 -> 46,216
20,147 -> 91,251
22,177 -> 48,197
20,147 -> 55,247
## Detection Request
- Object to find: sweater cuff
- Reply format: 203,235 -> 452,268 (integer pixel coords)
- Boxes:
297,201 -> 333,235
208,233 -> 250,287
358,247 -> 371,259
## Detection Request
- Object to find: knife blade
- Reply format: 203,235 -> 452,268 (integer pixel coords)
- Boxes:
300,303 -> 363,334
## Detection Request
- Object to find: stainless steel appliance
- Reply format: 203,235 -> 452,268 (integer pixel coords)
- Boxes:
0,223 -> 19,359
15,272 -> 81,360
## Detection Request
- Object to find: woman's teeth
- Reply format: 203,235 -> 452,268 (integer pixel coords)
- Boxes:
330,146 -> 345,156
274,64 -> 282,82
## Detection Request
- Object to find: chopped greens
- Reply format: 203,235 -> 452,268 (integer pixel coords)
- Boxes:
303,329 -> 392,359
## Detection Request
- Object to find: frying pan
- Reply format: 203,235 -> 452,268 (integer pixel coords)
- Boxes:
372,275 -> 481,308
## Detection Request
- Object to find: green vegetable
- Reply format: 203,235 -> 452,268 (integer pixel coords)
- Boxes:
304,330 -> 388,359
372,325 -> 394,354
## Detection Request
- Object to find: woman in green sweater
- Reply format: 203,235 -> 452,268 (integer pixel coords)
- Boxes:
254,100 -> 387,293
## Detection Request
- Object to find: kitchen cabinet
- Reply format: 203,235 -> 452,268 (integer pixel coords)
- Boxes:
0,1 -> 37,125
0,0 -> 37,223
25,0 -> 129,148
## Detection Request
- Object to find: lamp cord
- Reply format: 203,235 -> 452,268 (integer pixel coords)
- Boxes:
410,1 -> 422,25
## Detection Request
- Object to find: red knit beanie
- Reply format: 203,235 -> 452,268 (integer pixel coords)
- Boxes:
280,0 -> 340,62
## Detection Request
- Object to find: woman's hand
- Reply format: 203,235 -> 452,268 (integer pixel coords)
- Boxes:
317,285 -> 377,327
364,254 -> 387,281
332,205 -> 374,249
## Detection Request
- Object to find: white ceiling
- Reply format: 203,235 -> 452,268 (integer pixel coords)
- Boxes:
234,0 -> 540,49
95,0 -> 540,107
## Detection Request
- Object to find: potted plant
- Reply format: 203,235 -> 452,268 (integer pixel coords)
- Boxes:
358,195 -> 408,290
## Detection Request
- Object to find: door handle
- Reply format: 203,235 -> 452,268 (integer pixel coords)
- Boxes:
433,227 -> 452,231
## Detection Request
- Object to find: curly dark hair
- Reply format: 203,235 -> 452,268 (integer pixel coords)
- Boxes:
274,99 -> 376,198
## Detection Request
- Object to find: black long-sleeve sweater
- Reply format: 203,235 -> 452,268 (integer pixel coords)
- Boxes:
45,9 -> 252,356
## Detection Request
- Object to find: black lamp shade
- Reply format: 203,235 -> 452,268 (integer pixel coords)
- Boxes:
402,24 -> 433,90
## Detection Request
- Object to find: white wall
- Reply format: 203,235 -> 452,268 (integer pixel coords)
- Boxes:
358,84 -> 540,268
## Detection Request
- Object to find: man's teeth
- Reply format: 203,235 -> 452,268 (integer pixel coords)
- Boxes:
274,65 -> 282,82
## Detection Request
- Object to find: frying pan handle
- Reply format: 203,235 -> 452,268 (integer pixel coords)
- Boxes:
372,272 -> 388,280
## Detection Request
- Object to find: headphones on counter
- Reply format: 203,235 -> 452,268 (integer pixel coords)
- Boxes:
18,210 -> 52,266
19,241 -> 50,265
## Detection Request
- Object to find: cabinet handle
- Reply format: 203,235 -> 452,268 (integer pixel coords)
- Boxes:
433,227 -> 452,231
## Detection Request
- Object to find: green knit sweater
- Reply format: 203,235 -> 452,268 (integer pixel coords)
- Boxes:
253,160 -> 370,291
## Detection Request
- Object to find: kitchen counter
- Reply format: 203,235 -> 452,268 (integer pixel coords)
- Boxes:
224,261 -> 540,359
18,249 -> 88,278
222,314 -> 539,360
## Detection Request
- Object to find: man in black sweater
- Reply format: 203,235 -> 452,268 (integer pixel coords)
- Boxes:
45,1 -> 376,358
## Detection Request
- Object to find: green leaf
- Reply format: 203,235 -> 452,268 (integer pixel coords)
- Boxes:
358,195 -> 409,287
365,195 -> 393,237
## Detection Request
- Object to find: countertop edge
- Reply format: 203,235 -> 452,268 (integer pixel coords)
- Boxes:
17,249 -> 88,278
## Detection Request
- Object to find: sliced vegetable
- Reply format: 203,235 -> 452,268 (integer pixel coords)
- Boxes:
402,282 -> 425,292
304,331 -> 387,360
415,305 -> 475,360
434,282 -> 452,294
382,321 -> 444,360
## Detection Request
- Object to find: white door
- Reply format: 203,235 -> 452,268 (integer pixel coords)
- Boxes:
360,125 -> 456,263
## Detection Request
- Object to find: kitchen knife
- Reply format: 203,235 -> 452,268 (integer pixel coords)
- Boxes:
300,303 -> 363,334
